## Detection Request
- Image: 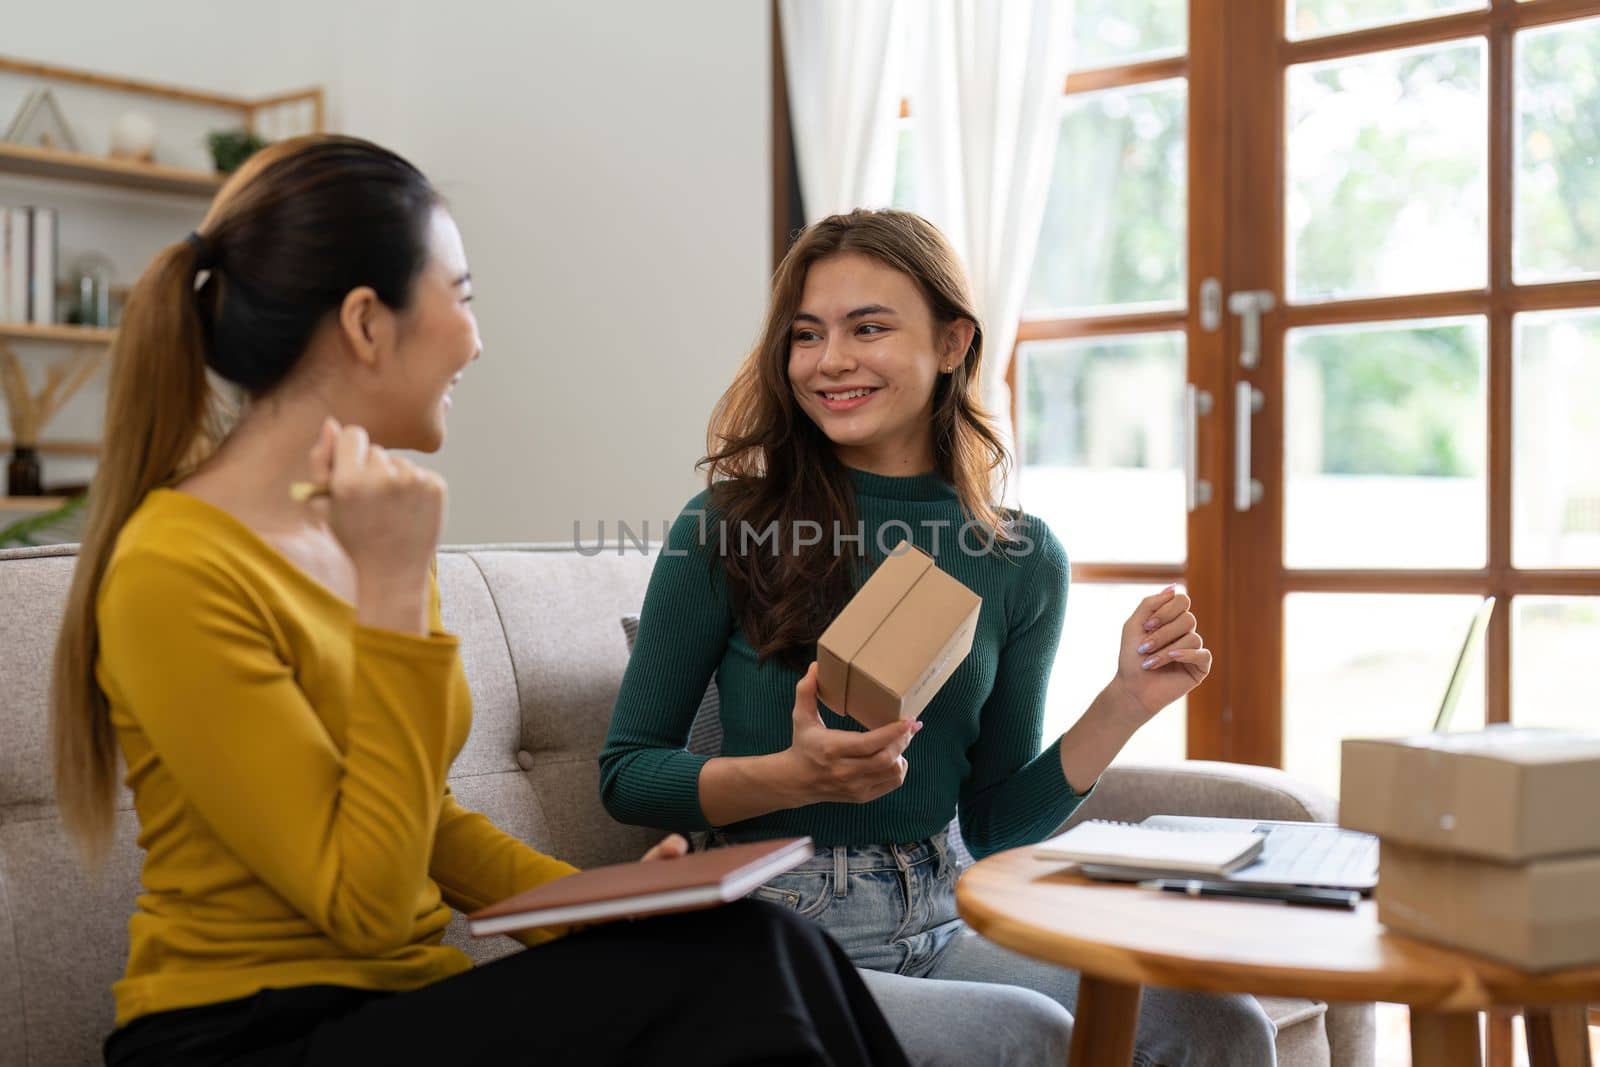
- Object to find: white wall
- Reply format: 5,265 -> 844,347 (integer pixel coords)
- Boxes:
325,0 -> 771,543
3,1 -> 772,543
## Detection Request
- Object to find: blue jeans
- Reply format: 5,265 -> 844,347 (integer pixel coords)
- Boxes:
732,832 -> 1278,1067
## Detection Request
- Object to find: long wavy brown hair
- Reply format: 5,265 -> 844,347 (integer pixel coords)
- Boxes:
701,209 -> 1014,670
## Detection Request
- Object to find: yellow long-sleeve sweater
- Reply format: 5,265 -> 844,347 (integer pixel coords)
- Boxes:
96,489 -> 578,1028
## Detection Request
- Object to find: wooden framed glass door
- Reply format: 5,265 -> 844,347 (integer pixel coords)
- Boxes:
856,2 -> 1600,1055
1223,0 -> 1600,794
1218,8 -> 1600,1055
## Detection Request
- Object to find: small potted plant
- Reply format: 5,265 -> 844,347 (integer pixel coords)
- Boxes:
208,128 -> 270,174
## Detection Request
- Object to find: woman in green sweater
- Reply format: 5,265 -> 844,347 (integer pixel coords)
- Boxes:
601,209 -> 1277,1065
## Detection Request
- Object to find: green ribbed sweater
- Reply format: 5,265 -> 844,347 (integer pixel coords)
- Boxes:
599,468 -> 1085,859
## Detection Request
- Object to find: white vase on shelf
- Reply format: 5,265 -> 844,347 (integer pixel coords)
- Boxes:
109,111 -> 157,163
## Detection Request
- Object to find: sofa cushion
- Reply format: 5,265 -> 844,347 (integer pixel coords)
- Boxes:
0,549 -> 81,811
1259,997 -> 1333,1067
1062,761 -> 1339,827
1,811 -> 140,1067
436,553 -> 523,779
458,550 -> 659,871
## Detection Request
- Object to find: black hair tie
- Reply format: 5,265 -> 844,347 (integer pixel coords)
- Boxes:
185,231 -> 216,271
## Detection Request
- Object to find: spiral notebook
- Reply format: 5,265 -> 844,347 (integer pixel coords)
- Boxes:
1034,820 -> 1266,879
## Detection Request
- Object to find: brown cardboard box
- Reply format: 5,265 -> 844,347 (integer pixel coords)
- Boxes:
1340,728 -> 1600,862
1376,840 -> 1600,972
816,541 -> 981,729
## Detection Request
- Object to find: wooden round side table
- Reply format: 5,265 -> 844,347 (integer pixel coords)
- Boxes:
956,847 -> 1599,1066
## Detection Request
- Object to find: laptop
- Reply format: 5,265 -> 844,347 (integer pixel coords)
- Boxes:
1432,595 -> 1495,732
1118,598 -> 1497,893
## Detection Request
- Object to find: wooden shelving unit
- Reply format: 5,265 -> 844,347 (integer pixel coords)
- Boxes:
0,54 -> 324,152
0,322 -> 115,345
0,50 -> 325,199
0,495 -> 71,513
0,141 -> 223,197
0,438 -> 99,455
0,56 -> 323,507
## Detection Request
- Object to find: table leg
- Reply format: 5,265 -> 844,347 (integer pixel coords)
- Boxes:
1070,975 -> 1142,1066
1411,1010 -> 1483,1067
1524,1005 -> 1592,1067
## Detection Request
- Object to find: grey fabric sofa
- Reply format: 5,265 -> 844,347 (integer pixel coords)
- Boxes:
0,542 -> 1374,1065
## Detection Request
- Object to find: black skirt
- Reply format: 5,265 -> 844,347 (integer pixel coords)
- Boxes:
104,899 -> 908,1067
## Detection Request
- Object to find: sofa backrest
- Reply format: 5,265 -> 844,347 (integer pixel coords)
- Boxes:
0,542 -> 660,1066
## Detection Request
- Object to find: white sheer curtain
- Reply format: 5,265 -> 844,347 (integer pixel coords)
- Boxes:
907,0 -> 1075,501
779,0 -> 903,222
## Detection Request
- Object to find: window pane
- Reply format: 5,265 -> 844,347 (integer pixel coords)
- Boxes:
1514,16 -> 1600,284
1017,333 -> 1186,564
1043,582 -> 1187,764
1027,80 -> 1186,316
1287,40 -> 1487,302
1514,310 -> 1600,568
1285,593 -> 1486,797
1285,318 -> 1487,569
1287,0 -> 1485,41
1071,0 -> 1186,70
1513,597 -> 1600,728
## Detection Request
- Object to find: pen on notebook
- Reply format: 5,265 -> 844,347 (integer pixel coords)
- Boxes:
288,481 -> 329,502
1139,879 -> 1360,910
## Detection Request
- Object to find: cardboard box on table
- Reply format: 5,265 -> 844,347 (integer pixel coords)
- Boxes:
1340,728 -> 1600,861
1375,840 -> 1600,972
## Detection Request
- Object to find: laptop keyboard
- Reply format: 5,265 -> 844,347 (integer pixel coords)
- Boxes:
1235,823 -> 1379,888
1138,815 -> 1381,889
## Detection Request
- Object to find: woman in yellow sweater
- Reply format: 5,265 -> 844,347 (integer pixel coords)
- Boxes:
51,134 -> 906,1067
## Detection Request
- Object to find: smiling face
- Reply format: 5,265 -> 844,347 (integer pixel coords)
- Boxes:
788,252 -> 971,475
377,207 -> 481,451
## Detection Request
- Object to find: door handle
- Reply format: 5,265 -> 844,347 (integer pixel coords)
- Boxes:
1184,384 -> 1213,512
1199,278 -> 1223,332
1227,289 -> 1275,369
1235,381 -> 1265,512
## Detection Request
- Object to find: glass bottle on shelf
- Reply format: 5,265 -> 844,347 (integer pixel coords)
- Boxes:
6,446 -> 42,496
65,253 -> 115,328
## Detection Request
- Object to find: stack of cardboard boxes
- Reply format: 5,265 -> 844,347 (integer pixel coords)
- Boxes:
1341,728 -> 1600,971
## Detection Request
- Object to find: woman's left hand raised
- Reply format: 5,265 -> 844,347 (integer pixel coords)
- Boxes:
1113,585 -> 1212,722
640,834 -> 689,863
